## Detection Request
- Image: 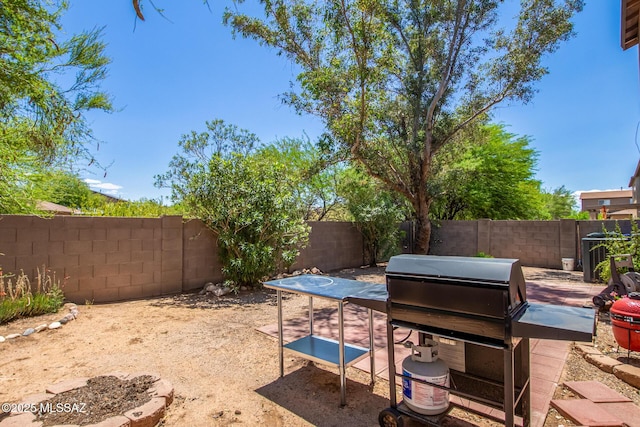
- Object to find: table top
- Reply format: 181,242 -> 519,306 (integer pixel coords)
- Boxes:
263,274 -> 387,303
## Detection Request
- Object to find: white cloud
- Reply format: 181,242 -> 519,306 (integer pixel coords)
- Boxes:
83,178 -> 123,196
577,188 -> 630,193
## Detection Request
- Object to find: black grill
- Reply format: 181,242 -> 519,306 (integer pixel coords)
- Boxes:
381,255 -> 596,427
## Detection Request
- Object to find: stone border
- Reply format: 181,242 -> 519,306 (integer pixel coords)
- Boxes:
576,344 -> 640,388
0,372 -> 173,427
0,303 -> 79,344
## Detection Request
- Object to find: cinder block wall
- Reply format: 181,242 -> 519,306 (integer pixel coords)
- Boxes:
429,219 -> 577,269
3,215 -> 630,302
429,221 -> 479,257
0,216 -> 366,303
182,219 -> 221,292
292,221 -> 364,272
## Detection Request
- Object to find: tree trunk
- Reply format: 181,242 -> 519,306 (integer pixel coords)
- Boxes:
414,195 -> 432,254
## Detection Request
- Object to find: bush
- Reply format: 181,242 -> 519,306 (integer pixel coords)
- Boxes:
474,252 -> 494,258
0,267 -> 65,324
593,221 -> 640,283
157,120 -> 310,288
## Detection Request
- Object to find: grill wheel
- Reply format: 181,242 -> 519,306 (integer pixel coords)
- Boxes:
378,407 -> 404,427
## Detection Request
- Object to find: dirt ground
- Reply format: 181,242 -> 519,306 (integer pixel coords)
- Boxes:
0,265 -> 632,427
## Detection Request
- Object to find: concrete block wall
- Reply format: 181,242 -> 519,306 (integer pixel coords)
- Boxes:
182,219 -> 222,292
0,215 -> 170,304
5,214 -> 629,302
0,216 -> 366,303
292,221 -> 364,272
430,220 -> 569,268
429,221 -> 479,257
489,221 -> 561,268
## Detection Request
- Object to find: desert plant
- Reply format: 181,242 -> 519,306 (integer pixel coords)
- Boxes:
156,120 -> 310,288
0,266 -> 65,324
593,221 -> 640,283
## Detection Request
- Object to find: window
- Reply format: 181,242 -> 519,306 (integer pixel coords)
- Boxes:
598,200 -> 611,206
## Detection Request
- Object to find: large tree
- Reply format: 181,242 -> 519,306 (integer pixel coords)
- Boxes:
1,0 -> 113,213
225,0 -> 583,253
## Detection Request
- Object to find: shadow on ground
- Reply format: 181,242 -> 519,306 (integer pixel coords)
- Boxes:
148,288 -> 290,310
256,363 -> 479,427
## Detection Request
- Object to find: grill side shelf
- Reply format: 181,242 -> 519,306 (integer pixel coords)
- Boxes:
511,303 -> 595,342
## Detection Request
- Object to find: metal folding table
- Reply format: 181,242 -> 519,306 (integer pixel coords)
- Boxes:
263,274 -> 387,406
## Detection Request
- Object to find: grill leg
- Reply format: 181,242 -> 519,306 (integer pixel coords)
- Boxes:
504,344 -> 515,427
387,317 -> 397,407
522,338 -> 531,427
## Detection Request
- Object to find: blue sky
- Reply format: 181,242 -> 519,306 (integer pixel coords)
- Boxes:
60,1 -> 640,202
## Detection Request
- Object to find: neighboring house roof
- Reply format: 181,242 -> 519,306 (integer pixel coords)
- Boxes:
623,0 -> 640,50
630,159 -> 640,186
610,208 -> 638,216
579,189 -> 633,200
36,201 -> 82,215
91,190 -> 123,203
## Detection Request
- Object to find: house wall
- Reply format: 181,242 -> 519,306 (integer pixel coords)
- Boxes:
0,216 -> 364,304
582,197 -> 632,211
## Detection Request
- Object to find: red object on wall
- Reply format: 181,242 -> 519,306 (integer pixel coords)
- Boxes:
611,293 -> 640,351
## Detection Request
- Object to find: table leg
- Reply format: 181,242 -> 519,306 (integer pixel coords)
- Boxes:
309,296 -> 314,336
277,290 -> 283,378
369,308 -> 375,384
338,301 -> 346,406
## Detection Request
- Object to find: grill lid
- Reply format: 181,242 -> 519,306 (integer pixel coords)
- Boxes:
386,255 -> 526,318
386,255 -> 520,286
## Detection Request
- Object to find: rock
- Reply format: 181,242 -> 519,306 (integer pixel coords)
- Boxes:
34,324 -> 48,333
291,270 -> 302,276
64,313 -> 75,322
203,282 -> 217,293
0,336 -> 4,343
48,321 -> 62,330
6,333 -> 21,339
213,287 -> 231,297
70,309 -> 79,318
613,364 -> 640,388
310,267 -> 322,275
240,285 -> 249,291
59,317 -> 69,325
22,328 -> 35,336
235,410 -> 241,415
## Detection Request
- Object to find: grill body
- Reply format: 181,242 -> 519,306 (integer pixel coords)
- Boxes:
382,255 -> 595,427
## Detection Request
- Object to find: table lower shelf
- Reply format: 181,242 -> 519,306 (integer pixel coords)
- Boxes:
284,335 -> 369,367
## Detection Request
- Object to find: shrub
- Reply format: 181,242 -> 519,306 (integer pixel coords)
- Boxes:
156,120 -> 310,288
0,266 -> 65,324
593,221 -> 640,283
474,252 -> 494,258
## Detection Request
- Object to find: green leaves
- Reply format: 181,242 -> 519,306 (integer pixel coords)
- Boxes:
226,0 -> 583,252
157,119 -> 310,287
0,1 -> 113,213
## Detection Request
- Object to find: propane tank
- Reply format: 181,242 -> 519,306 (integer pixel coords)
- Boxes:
402,339 -> 450,415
